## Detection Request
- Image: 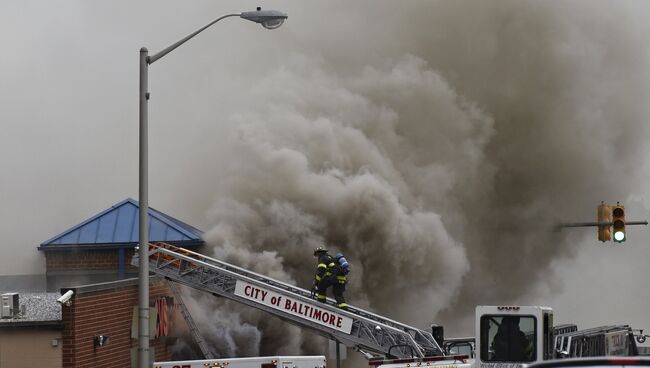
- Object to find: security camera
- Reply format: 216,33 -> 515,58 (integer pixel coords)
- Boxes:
94,335 -> 110,347
57,290 -> 74,305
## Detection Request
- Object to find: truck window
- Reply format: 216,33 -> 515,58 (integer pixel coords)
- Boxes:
480,315 -> 536,362
446,342 -> 475,358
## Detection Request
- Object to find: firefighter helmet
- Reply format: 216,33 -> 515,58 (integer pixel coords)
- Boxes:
313,247 -> 328,256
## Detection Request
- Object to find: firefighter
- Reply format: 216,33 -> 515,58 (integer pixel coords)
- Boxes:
312,247 -> 347,309
492,316 -> 533,361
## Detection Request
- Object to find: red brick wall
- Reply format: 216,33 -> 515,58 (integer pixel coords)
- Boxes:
62,279 -> 172,367
45,250 -> 137,271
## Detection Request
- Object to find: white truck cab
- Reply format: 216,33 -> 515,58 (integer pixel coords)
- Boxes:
475,306 -> 554,368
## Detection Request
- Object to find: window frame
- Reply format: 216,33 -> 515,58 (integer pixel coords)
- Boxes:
480,314 -> 538,363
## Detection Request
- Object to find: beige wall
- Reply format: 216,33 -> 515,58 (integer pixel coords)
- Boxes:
0,329 -> 61,368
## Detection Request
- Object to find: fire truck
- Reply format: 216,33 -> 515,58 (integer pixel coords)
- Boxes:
137,243 -> 643,368
154,355 -> 326,368
366,306 -> 640,368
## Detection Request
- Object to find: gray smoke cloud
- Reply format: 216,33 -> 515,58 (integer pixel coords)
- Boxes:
196,54 -> 480,355
408,0 -> 650,328
187,0 -> 650,357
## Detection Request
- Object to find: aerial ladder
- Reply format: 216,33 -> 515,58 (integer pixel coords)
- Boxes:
132,242 -> 444,359
167,280 -> 215,359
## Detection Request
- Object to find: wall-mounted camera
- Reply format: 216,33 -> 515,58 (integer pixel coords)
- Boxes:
57,290 -> 74,306
94,335 -> 110,347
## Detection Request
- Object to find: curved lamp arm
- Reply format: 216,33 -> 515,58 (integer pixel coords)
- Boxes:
148,13 -> 240,64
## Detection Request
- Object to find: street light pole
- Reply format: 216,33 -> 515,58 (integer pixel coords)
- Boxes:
137,8 -> 287,368
138,46 -> 150,368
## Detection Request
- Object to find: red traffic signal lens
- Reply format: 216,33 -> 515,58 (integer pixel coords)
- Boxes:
613,207 -> 624,217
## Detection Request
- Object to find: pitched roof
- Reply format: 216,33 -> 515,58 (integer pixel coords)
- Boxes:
39,198 -> 203,250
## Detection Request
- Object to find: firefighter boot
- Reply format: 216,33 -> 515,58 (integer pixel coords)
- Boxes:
333,283 -> 347,309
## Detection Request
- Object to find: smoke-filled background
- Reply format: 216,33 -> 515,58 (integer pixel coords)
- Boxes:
2,0 -> 650,363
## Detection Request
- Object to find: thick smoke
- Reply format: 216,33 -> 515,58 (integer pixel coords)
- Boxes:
193,55 -> 480,355
405,0 -> 650,328
182,0 -> 650,358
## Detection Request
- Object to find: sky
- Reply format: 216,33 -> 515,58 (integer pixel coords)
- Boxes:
1,0 -> 650,358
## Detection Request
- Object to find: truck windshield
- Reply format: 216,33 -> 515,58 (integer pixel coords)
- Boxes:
480,315 -> 536,363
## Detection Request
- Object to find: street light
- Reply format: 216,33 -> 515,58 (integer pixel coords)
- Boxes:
138,7 -> 287,368
241,9 -> 288,29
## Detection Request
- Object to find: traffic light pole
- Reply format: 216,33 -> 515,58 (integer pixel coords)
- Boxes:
558,221 -> 648,228
559,203 -> 647,242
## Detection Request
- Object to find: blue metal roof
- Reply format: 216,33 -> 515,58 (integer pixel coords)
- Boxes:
39,198 -> 203,249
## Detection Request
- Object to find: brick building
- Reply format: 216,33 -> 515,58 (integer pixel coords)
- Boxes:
61,277 -> 176,367
0,277 -> 182,368
0,199 -> 205,367
38,198 -> 204,291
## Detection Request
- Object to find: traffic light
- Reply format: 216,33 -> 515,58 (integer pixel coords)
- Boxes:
597,203 -> 611,242
611,204 -> 626,242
